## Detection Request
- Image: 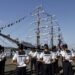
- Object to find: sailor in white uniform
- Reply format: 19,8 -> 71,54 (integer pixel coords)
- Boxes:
71,49 -> 75,60
60,44 -> 74,75
28,48 -> 37,73
35,47 -> 43,75
12,44 -> 29,75
40,44 -> 52,75
52,46 -> 59,75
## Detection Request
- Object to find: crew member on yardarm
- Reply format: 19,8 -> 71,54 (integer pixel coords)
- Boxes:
12,44 -> 29,75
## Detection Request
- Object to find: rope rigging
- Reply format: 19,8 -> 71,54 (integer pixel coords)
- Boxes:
0,16 -> 26,32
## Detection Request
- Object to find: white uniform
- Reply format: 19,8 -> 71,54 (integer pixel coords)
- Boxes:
60,50 -> 73,62
12,51 -> 29,67
40,51 -> 52,75
71,49 -> 75,57
51,50 -> 60,75
28,50 -> 37,72
0,53 -> 3,61
35,50 -> 43,75
61,50 -> 74,75
57,50 -> 63,67
28,51 -> 37,58
35,50 -> 42,60
40,51 -> 52,64
52,51 -> 58,61
0,52 -> 6,61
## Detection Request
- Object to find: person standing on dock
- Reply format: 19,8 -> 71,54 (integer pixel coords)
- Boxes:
35,46 -> 43,75
61,44 -> 74,75
28,47 -> 37,73
40,44 -> 52,75
12,44 -> 29,75
0,45 -> 6,75
51,46 -> 59,75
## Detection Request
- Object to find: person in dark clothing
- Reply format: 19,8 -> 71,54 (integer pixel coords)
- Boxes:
0,45 -> 6,75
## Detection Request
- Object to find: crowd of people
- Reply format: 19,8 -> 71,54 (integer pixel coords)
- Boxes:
12,44 -> 75,75
0,44 -> 75,75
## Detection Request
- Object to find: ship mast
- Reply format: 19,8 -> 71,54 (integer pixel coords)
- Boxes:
32,6 -> 44,48
50,16 -> 54,48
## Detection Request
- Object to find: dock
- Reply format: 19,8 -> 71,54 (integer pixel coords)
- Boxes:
5,58 -> 75,75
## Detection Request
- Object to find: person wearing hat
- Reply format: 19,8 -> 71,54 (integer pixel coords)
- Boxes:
40,44 -> 52,75
12,44 -> 29,75
51,45 -> 59,75
61,44 -> 74,75
35,46 -> 43,75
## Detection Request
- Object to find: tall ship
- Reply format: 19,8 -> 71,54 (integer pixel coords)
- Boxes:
0,6 -> 75,75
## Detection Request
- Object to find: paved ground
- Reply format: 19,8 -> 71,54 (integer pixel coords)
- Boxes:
5,58 -> 75,75
5,58 -> 33,75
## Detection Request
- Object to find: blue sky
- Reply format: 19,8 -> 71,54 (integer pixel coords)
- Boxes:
0,0 -> 75,48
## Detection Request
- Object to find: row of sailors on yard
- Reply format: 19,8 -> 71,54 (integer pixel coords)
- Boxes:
12,44 -> 75,75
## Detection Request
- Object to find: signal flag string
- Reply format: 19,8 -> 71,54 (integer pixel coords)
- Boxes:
0,16 -> 26,32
